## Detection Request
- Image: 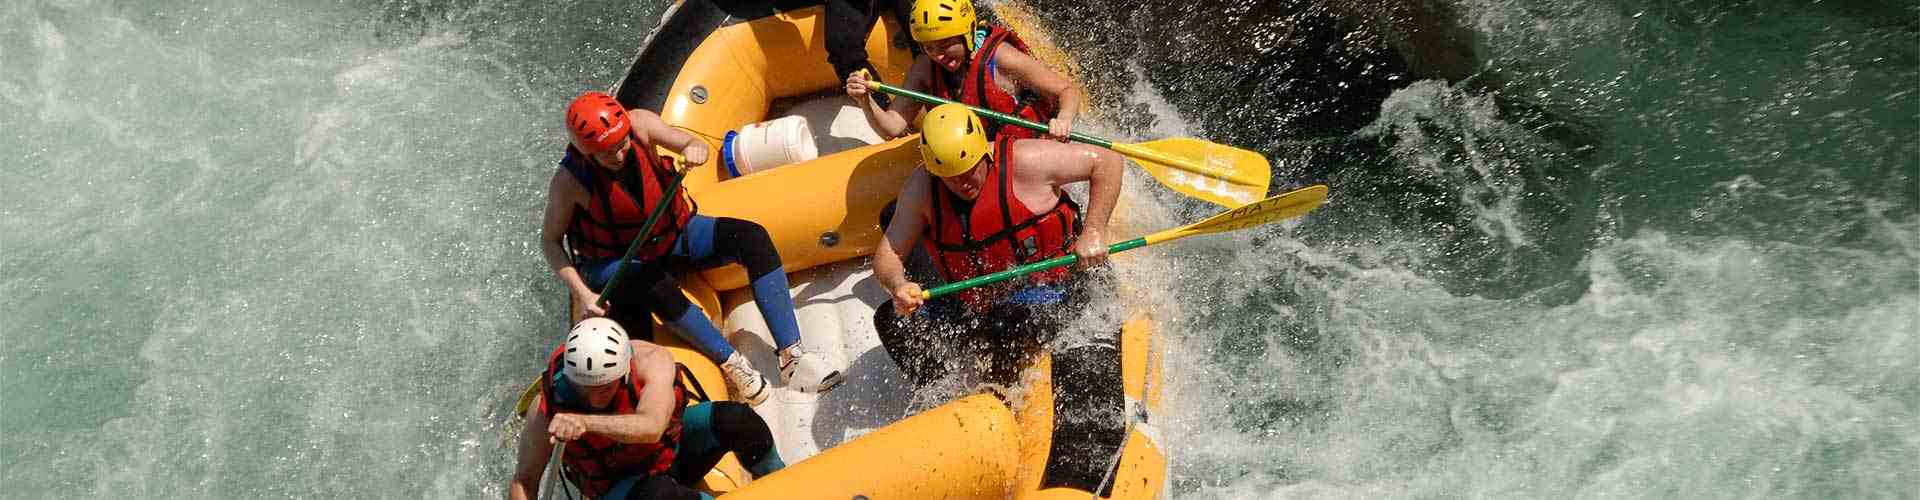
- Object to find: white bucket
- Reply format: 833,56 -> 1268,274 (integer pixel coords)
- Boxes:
723,115 -> 819,178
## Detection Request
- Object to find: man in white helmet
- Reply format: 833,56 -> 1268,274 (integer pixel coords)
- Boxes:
508,318 -> 787,500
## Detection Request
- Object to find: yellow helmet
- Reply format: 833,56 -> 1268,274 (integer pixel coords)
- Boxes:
909,0 -> 977,51
919,103 -> 991,178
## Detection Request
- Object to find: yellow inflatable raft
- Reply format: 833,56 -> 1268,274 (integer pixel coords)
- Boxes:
544,1 -> 1169,498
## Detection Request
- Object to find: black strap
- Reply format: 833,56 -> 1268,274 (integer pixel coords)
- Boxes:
971,28 -> 1034,138
676,363 -> 712,403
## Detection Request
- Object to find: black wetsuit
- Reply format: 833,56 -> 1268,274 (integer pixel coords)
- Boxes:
825,0 -> 916,103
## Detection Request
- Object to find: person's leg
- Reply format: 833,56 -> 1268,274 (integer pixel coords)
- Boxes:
636,264 -> 736,364
880,0 -> 919,56
601,474 -> 709,500
873,301 -> 968,387
582,258 -> 662,342
877,201 -> 941,284
710,401 -> 785,477
670,402 -> 722,485
677,216 -> 803,351
978,282 -> 1087,387
670,402 -> 786,486
885,0 -> 916,40
823,0 -> 877,83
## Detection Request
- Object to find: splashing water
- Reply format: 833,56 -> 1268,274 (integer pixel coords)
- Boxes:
3,0 -> 1915,498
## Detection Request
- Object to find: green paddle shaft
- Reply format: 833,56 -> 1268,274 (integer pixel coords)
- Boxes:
593,166 -> 689,309
871,81 -> 1114,148
919,184 -> 1331,300
541,442 -> 567,499
923,238 -> 1146,299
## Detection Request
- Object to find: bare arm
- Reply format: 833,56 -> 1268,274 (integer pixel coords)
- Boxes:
540,170 -> 602,315
874,170 -> 933,314
991,47 -> 1083,140
568,345 -> 678,444
631,109 -> 710,167
1013,140 -> 1124,265
875,170 -> 932,292
507,396 -> 556,500
848,59 -> 935,140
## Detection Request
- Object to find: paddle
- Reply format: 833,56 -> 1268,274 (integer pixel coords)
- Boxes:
866,78 -> 1271,207
923,184 -> 1328,300
514,160 -> 691,418
541,442 -> 567,500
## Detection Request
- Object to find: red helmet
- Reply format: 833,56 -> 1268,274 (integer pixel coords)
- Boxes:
565,91 -> 632,154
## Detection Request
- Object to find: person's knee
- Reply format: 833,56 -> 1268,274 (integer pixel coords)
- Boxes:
718,217 -> 782,276
826,33 -> 869,74
709,401 -> 774,450
706,401 -> 782,473
873,302 -> 901,333
621,475 -> 704,500
647,277 -> 696,320
719,217 -> 773,248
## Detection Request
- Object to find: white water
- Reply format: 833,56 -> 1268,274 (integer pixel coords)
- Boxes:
3,0 -> 1915,498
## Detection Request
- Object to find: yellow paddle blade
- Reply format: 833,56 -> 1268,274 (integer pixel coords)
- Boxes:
513,373 -> 543,417
1144,184 -> 1328,245
1112,138 -> 1272,207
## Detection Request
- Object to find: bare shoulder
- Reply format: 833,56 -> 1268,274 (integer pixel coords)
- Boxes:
993,43 -> 1038,67
627,340 -> 676,374
1011,139 -> 1102,182
991,45 -> 1051,79
626,107 -> 664,125
900,168 -> 935,214
1009,138 -> 1067,165
628,340 -> 669,362
548,165 -> 587,201
904,166 -> 933,190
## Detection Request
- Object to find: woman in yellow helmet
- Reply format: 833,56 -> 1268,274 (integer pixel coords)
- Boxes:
843,0 -> 1084,143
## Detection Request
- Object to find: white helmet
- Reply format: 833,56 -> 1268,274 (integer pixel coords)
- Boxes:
562,318 -> 632,386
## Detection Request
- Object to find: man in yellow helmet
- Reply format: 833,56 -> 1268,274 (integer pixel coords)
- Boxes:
843,0 -> 1083,143
870,103 -> 1122,391
871,104 -> 1132,494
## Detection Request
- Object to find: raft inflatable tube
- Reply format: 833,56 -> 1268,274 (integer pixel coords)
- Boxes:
555,1 -> 1170,497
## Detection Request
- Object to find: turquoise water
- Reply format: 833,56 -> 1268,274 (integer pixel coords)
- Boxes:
3,0 -> 1914,498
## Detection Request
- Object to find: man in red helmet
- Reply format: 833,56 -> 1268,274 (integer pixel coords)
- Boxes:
540,92 -> 844,407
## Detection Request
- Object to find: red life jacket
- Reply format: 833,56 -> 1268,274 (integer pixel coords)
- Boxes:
562,135 -> 695,263
538,345 -> 689,499
923,136 -> 1083,310
927,26 -> 1059,142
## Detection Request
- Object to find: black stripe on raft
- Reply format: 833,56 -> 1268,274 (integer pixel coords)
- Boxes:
612,0 -> 834,112
1042,328 -> 1127,496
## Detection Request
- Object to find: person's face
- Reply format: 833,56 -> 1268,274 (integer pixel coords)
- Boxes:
576,376 -> 622,404
938,161 -> 988,200
920,36 -> 968,72
587,136 -> 632,171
